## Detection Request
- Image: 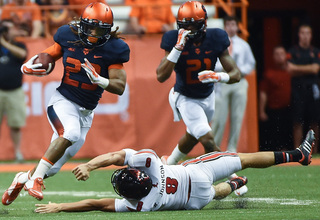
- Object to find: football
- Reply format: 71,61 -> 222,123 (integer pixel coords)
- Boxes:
33,53 -> 55,75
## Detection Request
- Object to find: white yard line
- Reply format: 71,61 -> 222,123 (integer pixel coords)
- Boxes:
221,197 -> 319,206
1,188 -> 318,206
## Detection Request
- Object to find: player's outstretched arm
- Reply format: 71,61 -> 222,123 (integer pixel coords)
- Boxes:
35,198 -> 116,213
72,150 -> 126,181
219,49 -> 241,84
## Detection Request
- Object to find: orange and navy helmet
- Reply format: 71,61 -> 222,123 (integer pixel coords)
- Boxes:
177,1 -> 207,40
79,2 -> 114,47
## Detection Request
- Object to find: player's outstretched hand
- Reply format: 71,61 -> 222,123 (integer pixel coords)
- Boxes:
21,55 -> 47,76
198,70 -> 230,83
81,58 -> 109,89
175,29 -> 191,51
35,202 -> 60,213
72,164 -> 90,181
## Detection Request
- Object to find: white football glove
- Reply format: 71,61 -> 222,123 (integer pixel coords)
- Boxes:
175,29 -> 191,51
81,58 -> 109,89
21,55 -> 47,77
198,70 -> 230,83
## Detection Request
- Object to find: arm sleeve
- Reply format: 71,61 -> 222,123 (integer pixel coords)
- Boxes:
127,149 -> 159,167
123,148 -> 137,165
42,43 -> 63,60
115,198 -> 134,212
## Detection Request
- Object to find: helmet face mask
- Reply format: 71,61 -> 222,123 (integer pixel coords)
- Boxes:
111,168 -> 152,200
79,2 -> 114,47
177,19 -> 206,39
176,1 -> 207,40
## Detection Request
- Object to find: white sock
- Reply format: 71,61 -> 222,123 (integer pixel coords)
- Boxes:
32,158 -> 53,179
17,170 -> 31,184
228,173 -> 238,179
167,145 -> 187,165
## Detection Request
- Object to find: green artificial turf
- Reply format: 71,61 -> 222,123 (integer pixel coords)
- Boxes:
0,165 -> 319,220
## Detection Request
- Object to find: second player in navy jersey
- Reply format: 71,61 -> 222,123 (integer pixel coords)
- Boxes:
2,2 -> 130,205
161,28 -> 229,98
156,1 -> 240,166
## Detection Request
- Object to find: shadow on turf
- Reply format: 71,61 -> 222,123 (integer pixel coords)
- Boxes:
211,198 -> 249,210
0,209 -> 9,215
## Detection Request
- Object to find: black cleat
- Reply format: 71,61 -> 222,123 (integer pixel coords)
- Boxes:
298,129 -> 315,166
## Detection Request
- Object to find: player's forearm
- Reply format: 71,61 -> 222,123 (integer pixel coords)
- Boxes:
105,78 -> 126,95
63,199 -> 115,212
106,69 -> 127,95
219,49 -> 241,83
156,57 -> 174,83
226,68 -> 241,84
86,151 -> 125,171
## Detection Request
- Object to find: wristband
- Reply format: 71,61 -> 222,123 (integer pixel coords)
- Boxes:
98,77 -> 110,89
217,72 -> 230,83
167,47 -> 182,63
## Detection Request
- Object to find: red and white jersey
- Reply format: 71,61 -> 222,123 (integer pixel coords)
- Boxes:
115,149 -> 190,212
114,149 -> 242,212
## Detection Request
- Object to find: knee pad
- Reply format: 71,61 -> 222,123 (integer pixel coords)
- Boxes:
190,123 -> 212,140
63,128 -> 81,144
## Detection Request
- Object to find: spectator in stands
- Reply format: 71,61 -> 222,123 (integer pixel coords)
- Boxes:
68,0 -> 105,16
287,24 -> 320,153
0,19 -> 28,162
211,15 -> 256,153
0,0 -> 43,38
259,46 -> 293,151
128,0 -> 176,35
46,0 -> 76,37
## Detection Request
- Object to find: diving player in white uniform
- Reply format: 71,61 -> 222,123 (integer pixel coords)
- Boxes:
34,130 -> 314,213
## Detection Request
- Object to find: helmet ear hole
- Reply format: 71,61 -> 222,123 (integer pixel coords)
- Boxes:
111,168 -> 152,200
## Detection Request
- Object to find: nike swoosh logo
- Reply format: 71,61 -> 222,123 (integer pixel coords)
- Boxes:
205,50 -> 212,54
6,199 -> 12,205
94,55 -> 102,58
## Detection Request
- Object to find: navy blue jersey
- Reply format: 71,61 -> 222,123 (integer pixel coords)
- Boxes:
54,25 -> 130,110
161,28 -> 229,98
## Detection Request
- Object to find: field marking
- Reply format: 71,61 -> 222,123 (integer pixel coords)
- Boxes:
1,188 -> 318,206
221,197 -> 319,206
0,189 -> 119,198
